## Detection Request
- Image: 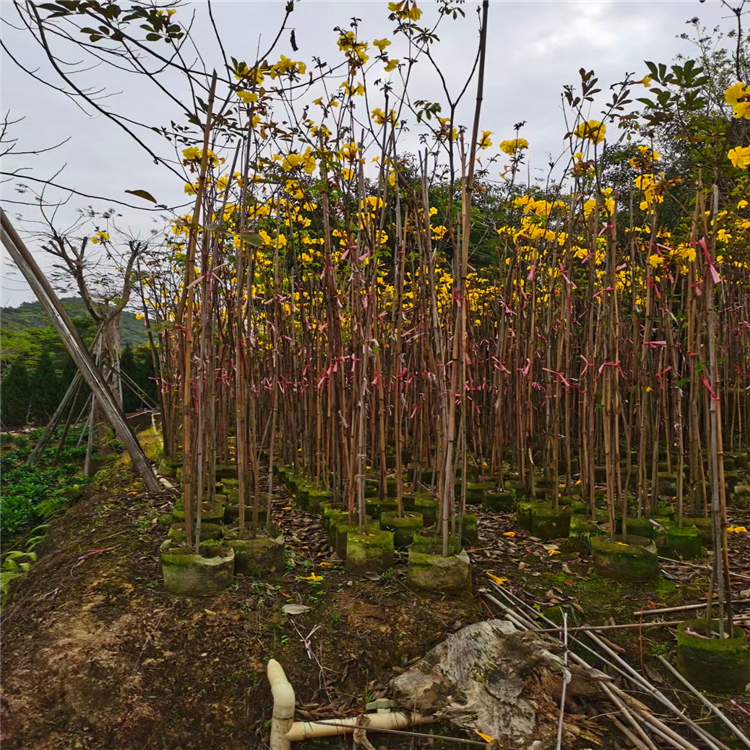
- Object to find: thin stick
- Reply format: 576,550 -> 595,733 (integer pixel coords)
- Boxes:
633,598 -> 750,617
536,615 -> 750,633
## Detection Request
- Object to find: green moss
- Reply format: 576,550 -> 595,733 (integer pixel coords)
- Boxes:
226,535 -> 284,577
619,516 -> 656,538
345,530 -> 394,574
159,541 -> 234,596
657,524 -> 702,560
677,619 -> 750,693
172,499 -> 225,523
459,513 -> 478,546
215,463 -> 238,481
531,504 -> 571,541
565,515 -> 598,552
414,496 -> 438,527
591,535 -> 659,582
483,491 -> 515,512
411,532 -> 460,555
381,511 -> 424,547
406,549 -> 472,594
167,522 -> 222,541
334,520 -> 379,559
682,517 -> 713,545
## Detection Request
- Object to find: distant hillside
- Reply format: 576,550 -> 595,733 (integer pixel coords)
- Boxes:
0,297 -> 146,369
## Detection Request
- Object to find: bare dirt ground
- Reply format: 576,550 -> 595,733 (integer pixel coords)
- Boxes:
2,451 -> 749,749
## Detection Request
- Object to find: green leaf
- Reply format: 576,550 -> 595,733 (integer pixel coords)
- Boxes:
124,189 -> 158,203
239,233 -> 263,246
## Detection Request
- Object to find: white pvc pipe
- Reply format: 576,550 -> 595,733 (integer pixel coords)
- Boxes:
286,711 -> 432,741
267,659 -> 296,750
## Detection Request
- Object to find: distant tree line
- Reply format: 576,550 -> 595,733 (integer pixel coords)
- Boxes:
1,344 -> 157,428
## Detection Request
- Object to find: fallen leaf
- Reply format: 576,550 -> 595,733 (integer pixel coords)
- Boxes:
486,573 -> 509,585
282,604 -> 311,615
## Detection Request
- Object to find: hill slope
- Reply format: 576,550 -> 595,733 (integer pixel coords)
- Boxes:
0,297 -> 146,368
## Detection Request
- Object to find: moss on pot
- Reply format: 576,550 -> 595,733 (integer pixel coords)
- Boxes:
215,463 -> 238,481
172,499 -> 225,524
565,515 -> 599,552
414,495 -> 438,527
334,520 -> 380,559
411,532 -> 460,555
308,488 -> 334,513
345,530 -> 394,574
531,504 -> 571,541
591,535 -> 659,582
225,534 -> 285,577
682,517 -> 713,546
653,501 -> 675,519
406,549 -> 472,594
224,503 -> 267,526
159,541 -> 234,596
676,619 -> 750,693
483,490 -> 515,512
157,458 -> 181,478
420,468 -> 436,485
618,516 -> 656,539
381,511 -> 424,548
460,513 -> 478,546
167,522 -> 223,542
656,524 -> 702,560
516,499 -> 536,531
362,498 -> 398,521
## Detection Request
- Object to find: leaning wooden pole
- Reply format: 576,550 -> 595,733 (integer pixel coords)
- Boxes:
0,208 -> 162,493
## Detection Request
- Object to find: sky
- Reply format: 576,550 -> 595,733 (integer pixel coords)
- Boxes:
0,0 -> 735,307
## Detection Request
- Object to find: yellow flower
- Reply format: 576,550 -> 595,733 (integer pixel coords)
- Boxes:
182,146 -> 200,161
237,90 -> 258,105
725,82 -> 750,119
373,38 -> 391,51
728,146 -> 750,170
503,531 -> 516,537
500,137 -> 529,155
727,526 -> 748,534
90,230 -> 109,245
640,75 -> 652,88
299,573 -> 324,582
648,253 -> 664,268
475,732 -> 495,743
574,119 -> 606,145
478,130 -> 493,150
547,549 -> 561,557
388,0 -> 422,20
384,59 -> 399,73
184,182 -> 197,195
432,225 -> 447,240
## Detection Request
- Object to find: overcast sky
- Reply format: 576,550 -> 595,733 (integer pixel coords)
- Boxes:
0,0 -> 734,306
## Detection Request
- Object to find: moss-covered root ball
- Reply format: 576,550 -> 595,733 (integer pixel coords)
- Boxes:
676,619 -> 750,693
345,531 -> 394,574
591,535 -> 659,582
159,541 -> 234,596
406,549 -> 472,594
